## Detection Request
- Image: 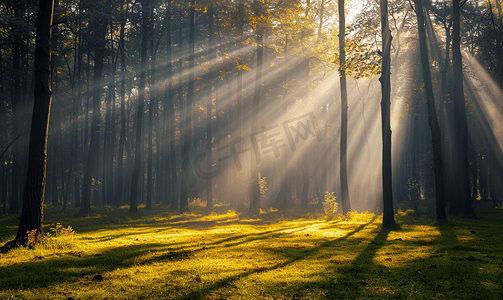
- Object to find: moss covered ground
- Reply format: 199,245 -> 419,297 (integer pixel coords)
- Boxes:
0,203 -> 502,299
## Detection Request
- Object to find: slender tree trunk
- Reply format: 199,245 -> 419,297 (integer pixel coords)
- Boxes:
166,0 -> 178,210
450,0 -> 473,215
338,0 -> 351,214
115,0 -> 128,207
180,0 -> 196,213
81,15 -> 106,214
206,8 -> 215,209
228,0 -> 245,208
6,0 -> 54,248
130,0 -> 150,214
146,1 -> 155,210
414,0 -> 446,220
249,0 -> 264,213
380,0 -> 395,227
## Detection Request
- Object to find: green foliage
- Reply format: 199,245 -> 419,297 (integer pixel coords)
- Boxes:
323,191 -> 339,220
43,223 -> 76,250
26,229 -> 41,249
25,223 -> 76,251
334,38 -> 381,79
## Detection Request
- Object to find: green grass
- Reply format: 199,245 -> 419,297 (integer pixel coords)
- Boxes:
0,203 -> 502,299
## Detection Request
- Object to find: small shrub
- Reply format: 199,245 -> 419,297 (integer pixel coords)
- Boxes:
43,223 -> 76,250
323,192 -> 339,220
26,229 -> 42,249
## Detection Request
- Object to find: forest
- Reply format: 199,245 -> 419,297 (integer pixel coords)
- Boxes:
0,0 -> 503,298
2,0 -> 501,226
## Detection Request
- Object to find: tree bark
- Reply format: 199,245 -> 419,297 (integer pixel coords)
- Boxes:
338,0 -> 351,214
115,0 -> 128,207
146,0 -> 155,210
450,0 -> 473,215
206,7 -> 215,209
414,0 -> 446,220
380,0 -> 395,227
130,0 -> 150,214
180,0 -> 196,213
6,0 -> 54,248
81,10 -> 107,214
166,0 -> 178,210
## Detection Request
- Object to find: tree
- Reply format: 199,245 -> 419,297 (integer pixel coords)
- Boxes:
115,0 -> 129,207
249,0 -> 265,213
338,0 -> 351,214
180,0 -> 196,213
3,0 -> 54,249
450,0 -> 473,215
130,0 -> 150,214
380,0 -> 395,227
413,0 -> 446,220
81,2 -> 108,214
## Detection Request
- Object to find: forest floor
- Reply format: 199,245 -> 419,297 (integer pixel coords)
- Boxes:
0,202 -> 502,299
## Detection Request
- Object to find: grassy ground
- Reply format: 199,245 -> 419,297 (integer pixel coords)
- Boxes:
0,203 -> 502,299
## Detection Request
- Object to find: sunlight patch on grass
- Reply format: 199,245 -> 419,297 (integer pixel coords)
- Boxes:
1,207 -> 502,299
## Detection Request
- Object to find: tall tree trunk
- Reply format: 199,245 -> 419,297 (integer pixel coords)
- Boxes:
115,0 -> 128,207
414,0 -> 446,220
228,0 -> 245,208
6,0 -> 54,248
206,7 -> 214,209
146,0 -> 155,210
249,0 -> 264,213
450,0 -> 473,215
166,0 -> 178,210
440,22 -> 453,208
130,0 -> 150,214
81,16 -> 106,214
338,0 -> 351,214
380,0 -> 395,227
180,0 -> 196,213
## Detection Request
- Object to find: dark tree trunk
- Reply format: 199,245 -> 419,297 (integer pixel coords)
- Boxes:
338,0 -> 351,214
81,24 -> 105,214
115,0 -> 128,207
165,0 -> 178,210
180,0 -> 196,213
414,0 -> 446,220
206,8 -> 214,209
130,0 -> 150,214
380,0 -> 395,227
146,1 -> 155,210
5,0 -> 54,248
450,0 -> 473,215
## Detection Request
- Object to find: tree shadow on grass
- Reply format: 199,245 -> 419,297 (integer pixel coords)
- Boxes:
0,220 -> 336,292
282,214 -> 503,299
0,243 -> 195,291
314,226 -> 392,299
175,218 -> 377,300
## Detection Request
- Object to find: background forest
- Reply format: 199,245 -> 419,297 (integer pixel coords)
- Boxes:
1,0 -> 503,222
